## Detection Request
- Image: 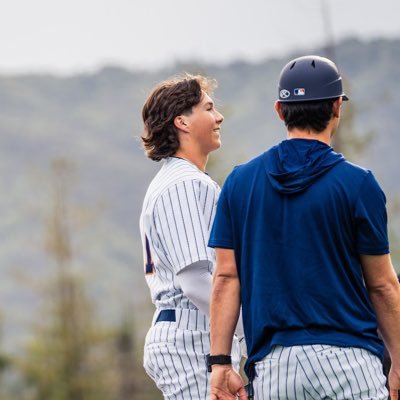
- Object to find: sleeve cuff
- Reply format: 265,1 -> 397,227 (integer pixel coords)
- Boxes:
208,240 -> 234,249
357,246 -> 390,255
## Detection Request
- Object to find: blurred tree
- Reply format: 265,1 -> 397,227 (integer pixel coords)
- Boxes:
319,1 -> 373,162
114,317 -> 136,400
18,159 -> 114,400
0,314 -> 9,371
0,314 -> 11,393
332,80 -> 374,161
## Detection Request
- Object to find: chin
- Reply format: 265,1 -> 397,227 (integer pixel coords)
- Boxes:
212,140 -> 222,151
205,139 -> 221,155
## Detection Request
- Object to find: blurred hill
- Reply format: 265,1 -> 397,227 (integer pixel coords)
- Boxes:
0,37 -> 399,353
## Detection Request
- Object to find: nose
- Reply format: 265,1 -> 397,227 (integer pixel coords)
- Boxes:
216,110 -> 224,124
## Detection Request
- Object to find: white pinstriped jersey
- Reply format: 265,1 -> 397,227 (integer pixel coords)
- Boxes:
140,156 -> 220,311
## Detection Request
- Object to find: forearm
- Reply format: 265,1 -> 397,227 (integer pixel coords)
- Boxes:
361,254 -> 400,363
208,249 -> 247,399
210,275 -> 241,356
369,282 -> 400,363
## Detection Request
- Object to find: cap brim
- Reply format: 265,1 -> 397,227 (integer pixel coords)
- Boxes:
342,94 -> 349,101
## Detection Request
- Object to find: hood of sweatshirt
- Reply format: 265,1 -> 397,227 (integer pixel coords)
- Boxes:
265,139 -> 345,194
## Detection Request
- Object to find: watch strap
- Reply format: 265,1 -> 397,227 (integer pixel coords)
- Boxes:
207,354 -> 232,372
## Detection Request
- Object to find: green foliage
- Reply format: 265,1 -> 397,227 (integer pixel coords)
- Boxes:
15,161 -> 112,400
0,313 -> 10,374
11,160 -> 154,400
0,355 -> 9,372
19,274 -> 113,400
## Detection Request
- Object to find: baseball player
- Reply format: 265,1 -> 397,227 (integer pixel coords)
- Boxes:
207,55 -> 400,399
139,74 -> 242,399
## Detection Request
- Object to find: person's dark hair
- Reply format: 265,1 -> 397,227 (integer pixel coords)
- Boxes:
141,74 -> 216,161
280,98 -> 338,132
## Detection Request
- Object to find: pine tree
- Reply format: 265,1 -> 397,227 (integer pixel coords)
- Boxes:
19,159 -> 113,400
114,317 -> 136,400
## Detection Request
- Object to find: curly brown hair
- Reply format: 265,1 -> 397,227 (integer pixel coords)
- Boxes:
141,74 -> 217,161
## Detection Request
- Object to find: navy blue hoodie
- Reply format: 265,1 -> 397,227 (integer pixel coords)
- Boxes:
267,139 -> 344,194
209,138 -> 389,377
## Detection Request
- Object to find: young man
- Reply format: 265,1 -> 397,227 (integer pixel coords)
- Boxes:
208,56 -> 400,399
139,74 -> 241,399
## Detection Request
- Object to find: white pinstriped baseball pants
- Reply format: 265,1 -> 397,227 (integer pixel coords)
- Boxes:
253,345 -> 388,399
143,308 -> 241,400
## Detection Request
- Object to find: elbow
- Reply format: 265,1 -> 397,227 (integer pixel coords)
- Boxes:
367,277 -> 399,295
213,261 -> 238,282
212,271 -> 240,297
368,280 -> 400,305
212,272 -> 238,290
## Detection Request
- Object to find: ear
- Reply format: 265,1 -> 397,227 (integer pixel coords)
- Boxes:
274,101 -> 285,121
332,97 -> 343,118
174,115 -> 190,133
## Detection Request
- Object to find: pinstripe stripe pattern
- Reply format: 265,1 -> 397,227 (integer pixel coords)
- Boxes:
140,157 -> 220,310
143,309 -> 241,400
253,345 -> 388,399
140,158 -> 226,399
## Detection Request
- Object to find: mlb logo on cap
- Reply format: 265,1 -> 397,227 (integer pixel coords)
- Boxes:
294,88 -> 305,96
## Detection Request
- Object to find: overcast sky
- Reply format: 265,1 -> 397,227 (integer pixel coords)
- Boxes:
1,0 -> 399,75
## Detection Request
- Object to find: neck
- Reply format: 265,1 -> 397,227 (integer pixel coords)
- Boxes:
174,149 -> 208,171
287,117 -> 338,145
287,129 -> 331,145
287,122 -> 338,145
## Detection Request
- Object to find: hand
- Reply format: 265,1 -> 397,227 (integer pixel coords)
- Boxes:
389,366 -> 400,399
210,365 -> 247,400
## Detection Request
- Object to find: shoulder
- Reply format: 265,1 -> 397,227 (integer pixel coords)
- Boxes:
150,158 -> 219,205
146,157 -> 211,191
339,159 -> 370,176
331,160 -> 386,204
337,160 -> 382,188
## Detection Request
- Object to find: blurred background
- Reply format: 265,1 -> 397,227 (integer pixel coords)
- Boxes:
0,0 -> 399,398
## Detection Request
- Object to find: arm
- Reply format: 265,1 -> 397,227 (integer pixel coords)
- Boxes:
210,248 -> 247,400
361,253 -> 400,399
176,260 -> 212,317
176,260 -> 247,347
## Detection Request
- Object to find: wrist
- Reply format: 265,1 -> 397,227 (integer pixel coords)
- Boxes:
211,364 -> 233,371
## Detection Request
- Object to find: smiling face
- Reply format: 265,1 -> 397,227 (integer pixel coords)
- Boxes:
184,91 -> 224,155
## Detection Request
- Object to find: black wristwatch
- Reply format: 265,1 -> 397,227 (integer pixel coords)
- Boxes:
206,354 -> 232,372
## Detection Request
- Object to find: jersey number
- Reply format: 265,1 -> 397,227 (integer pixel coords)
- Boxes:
145,235 -> 155,275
